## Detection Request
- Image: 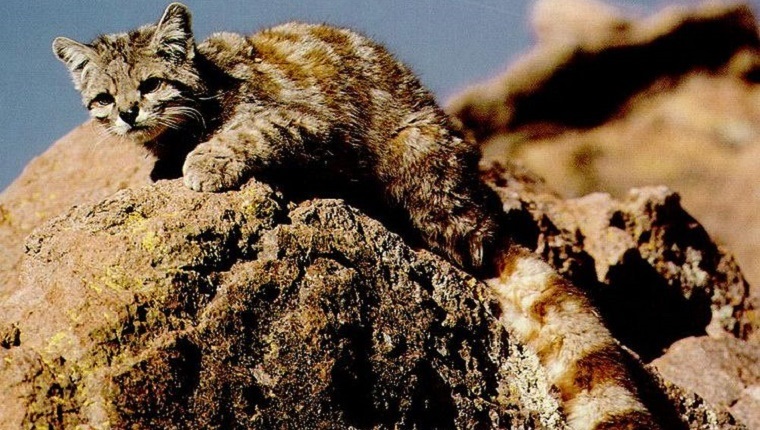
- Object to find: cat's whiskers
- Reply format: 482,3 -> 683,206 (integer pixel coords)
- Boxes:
165,105 -> 207,130
196,93 -> 225,101
88,121 -> 131,149
155,117 -> 185,132
175,92 -> 224,102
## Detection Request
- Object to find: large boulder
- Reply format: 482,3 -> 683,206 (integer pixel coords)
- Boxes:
0,124 -> 752,428
2,179 -> 557,428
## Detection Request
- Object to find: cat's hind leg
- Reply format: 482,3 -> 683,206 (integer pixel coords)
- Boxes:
377,113 -> 503,272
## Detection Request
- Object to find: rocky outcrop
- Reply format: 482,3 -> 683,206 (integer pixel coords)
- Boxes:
0,124 -> 752,428
4,180 -> 551,428
483,162 -> 756,359
448,0 -> 760,136
444,1 -> 760,426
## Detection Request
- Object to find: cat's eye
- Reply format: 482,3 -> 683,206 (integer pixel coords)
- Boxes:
139,77 -> 163,94
89,93 -> 114,109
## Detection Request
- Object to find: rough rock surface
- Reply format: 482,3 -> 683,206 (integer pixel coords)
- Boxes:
2,180 -> 561,428
0,122 -> 152,298
483,162 -> 756,360
0,125 -> 752,428
445,1 -> 760,427
653,336 -> 760,429
447,0 -> 760,310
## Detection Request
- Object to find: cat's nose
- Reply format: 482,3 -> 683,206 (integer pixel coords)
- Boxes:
119,105 -> 139,126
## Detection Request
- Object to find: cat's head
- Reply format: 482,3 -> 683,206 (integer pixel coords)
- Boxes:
53,3 -> 206,144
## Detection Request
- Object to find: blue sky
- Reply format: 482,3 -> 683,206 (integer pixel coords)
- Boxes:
0,0 -> 740,191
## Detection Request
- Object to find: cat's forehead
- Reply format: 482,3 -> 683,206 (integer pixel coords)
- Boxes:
86,28 -> 171,82
91,29 -> 152,63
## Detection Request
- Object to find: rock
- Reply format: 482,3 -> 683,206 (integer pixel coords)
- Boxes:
0,124 -> 751,428
0,121 -> 152,299
530,0 -> 629,48
1,179 -> 565,428
445,1 -> 760,425
447,0 -> 760,337
652,336 -> 760,429
733,385 -> 760,430
483,162 -> 756,359
448,0 -> 760,136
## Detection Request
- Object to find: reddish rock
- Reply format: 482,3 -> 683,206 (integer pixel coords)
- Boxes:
447,5 -> 760,425
0,121 -> 152,299
483,162 -> 756,359
653,336 -> 760,428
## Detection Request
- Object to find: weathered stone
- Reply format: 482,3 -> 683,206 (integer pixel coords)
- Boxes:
483,161 -> 756,359
1,179 -> 570,429
653,336 -> 760,428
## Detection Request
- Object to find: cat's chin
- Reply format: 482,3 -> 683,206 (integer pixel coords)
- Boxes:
109,124 -> 169,145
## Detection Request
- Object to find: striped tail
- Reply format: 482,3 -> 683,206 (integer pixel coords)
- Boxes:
485,247 -> 660,430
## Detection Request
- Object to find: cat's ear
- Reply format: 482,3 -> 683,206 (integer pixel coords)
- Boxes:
53,37 -> 95,72
152,3 -> 195,61
53,37 -> 97,88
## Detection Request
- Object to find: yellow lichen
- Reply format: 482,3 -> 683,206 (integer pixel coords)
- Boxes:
0,204 -> 11,226
240,187 -> 277,220
141,230 -> 161,252
122,211 -> 149,233
65,308 -> 83,325
84,278 -> 103,295
99,265 -> 145,294
46,331 -> 76,357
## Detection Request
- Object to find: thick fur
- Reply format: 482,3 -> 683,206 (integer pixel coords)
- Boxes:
487,248 -> 659,429
54,4 -> 660,428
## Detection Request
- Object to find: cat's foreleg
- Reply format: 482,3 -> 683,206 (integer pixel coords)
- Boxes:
183,107 -> 326,192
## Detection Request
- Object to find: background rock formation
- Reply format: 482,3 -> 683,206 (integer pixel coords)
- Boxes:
448,0 -> 760,303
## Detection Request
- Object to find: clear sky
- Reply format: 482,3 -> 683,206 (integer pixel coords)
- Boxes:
0,0 -> 744,191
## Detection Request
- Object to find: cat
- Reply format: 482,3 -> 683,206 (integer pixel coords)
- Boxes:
54,3 -> 659,429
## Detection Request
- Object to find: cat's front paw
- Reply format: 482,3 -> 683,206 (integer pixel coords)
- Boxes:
182,144 -> 248,192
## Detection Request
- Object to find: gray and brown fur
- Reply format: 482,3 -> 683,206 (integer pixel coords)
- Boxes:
53,4 -> 660,429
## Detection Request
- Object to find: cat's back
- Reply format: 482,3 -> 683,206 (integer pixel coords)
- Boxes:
199,22 -> 429,110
